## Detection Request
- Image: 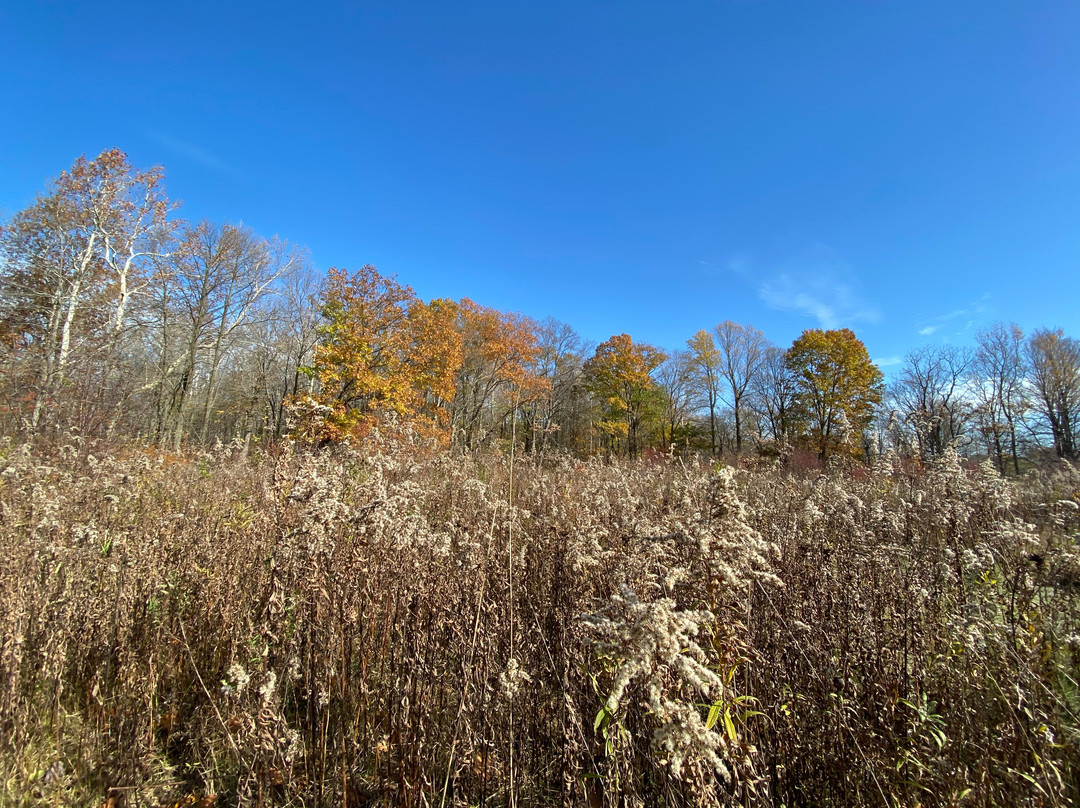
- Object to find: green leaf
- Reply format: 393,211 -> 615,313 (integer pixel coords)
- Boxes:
594,706 -> 610,734
706,701 -> 722,730
723,709 -> 738,743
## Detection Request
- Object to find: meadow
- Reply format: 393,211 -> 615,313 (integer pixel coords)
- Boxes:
1,434 -> 1078,807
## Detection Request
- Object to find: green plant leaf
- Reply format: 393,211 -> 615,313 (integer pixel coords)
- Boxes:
706,700 -> 722,730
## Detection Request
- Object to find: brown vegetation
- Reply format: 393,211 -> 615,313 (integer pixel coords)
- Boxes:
1,432 -> 1077,806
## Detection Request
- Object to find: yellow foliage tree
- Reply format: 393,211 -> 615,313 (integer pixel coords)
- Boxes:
584,333 -> 667,458
297,266 -> 461,443
407,297 -> 463,439
686,329 -> 723,454
786,328 -> 884,461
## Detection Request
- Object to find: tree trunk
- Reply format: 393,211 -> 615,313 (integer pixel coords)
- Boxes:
708,400 -> 717,456
733,397 -> 742,454
1005,415 -> 1020,475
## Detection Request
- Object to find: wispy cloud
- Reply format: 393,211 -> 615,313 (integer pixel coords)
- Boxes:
753,245 -> 880,329
873,355 -> 903,368
148,131 -> 237,175
915,294 -> 993,337
726,255 -> 753,281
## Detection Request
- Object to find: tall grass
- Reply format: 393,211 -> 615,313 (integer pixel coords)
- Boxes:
0,434 -> 1077,806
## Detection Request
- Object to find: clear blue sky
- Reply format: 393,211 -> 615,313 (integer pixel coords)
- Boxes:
2,1 -> 1078,369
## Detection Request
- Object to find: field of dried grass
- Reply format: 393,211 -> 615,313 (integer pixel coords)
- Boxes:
1,435 -> 1078,807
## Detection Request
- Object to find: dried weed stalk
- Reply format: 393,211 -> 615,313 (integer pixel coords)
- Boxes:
0,437 -> 1076,806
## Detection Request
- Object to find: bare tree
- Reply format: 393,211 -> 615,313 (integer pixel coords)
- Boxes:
656,349 -> 698,449
713,321 -> 767,454
888,345 -> 973,459
749,345 -> 797,446
150,221 -> 302,448
524,317 -> 591,455
1027,328 -> 1080,461
0,149 -> 174,432
971,323 -> 1027,473
268,268 -> 322,436
209,265 -> 321,441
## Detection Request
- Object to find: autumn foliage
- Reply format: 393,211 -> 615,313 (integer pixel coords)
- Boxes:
786,328 -> 885,461
298,266 -> 437,441
4,149 -> 1080,469
292,267 -> 546,447
584,333 -> 667,458
7,149 -> 1080,808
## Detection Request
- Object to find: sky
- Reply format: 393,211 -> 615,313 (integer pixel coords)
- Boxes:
2,1 -> 1078,371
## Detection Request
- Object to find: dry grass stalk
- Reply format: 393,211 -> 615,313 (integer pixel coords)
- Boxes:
0,435 -> 1076,806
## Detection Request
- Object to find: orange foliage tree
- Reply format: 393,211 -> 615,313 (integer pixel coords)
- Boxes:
295,270 -> 550,448
406,297 -> 463,438
296,266 -> 460,443
451,299 -> 547,449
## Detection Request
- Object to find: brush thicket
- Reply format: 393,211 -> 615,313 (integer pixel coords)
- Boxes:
0,435 -> 1076,806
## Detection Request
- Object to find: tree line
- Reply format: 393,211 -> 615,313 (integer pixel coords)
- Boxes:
1,149 -> 1077,468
